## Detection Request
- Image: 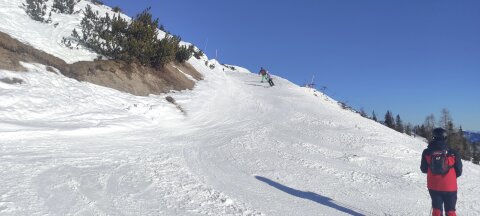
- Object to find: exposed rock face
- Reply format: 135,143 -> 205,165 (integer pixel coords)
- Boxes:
0,31 -> 203,96
66,60 -> 202,96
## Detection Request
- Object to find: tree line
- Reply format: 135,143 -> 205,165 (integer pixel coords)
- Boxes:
362,108 -> 479,165
24,0 -> 204,68
24,0 -> 81,23
68,5 -> 202,68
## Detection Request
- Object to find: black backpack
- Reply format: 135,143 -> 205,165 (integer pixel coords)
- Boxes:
430,150 -> 452,175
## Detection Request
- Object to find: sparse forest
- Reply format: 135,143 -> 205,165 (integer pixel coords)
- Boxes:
66,6 -> 201,68
357,106 -> 477,164
24,0 -> 204,69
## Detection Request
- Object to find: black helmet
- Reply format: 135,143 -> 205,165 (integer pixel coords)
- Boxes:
432,128 -> 447,140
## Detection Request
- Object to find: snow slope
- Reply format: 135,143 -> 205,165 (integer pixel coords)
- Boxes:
0,0 -> 96,63
1,0 -> 480,215
2,60 -> 480,215
0,0 -> 169,64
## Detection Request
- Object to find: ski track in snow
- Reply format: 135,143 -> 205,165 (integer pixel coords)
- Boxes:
1,0 -> 480,215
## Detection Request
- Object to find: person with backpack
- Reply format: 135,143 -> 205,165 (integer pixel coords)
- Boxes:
258,67 -> 275,87
420,128 -> 463,216
259,67 -> 267,83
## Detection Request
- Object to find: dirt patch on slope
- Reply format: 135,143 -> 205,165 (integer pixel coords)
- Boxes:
0,31 -> 203,96
66,60 -> 200,96
0,32 -> 68,72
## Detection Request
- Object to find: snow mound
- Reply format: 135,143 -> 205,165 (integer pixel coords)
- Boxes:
0,62 -> 183,138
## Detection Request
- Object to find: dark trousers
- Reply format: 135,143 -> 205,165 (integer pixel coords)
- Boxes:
268,78 -> 275,86
429,190 -> 457,213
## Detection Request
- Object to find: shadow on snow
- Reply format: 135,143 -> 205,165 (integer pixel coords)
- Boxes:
255,176 -> 365,216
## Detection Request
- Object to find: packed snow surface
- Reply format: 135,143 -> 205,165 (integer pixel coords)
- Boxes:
1,60 -> 480,215
1,0 -> 480,215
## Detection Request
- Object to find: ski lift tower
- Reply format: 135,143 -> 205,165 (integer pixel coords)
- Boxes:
307,75 -> 316,88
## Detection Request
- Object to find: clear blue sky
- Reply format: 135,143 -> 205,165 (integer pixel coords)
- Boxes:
102,0 -> 480,131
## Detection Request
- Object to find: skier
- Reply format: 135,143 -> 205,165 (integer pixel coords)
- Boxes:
259,67 -> 267,83
420,128 -> 462,216
258,67 -> 275,87
265,71 -> 275,87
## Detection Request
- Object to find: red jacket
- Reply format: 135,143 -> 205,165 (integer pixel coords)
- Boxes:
420,140 -> 462,192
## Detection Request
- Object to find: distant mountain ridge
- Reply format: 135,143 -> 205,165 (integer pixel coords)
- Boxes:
464,131 -> 480,143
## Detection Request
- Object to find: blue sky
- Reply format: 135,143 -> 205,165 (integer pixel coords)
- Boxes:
101,0 -> 480,131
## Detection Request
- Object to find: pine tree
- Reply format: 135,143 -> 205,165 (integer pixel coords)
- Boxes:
395,114 -> 404,133
417,125 -> 427,139
112,6 -> 122,13
405,123 -> 412,136
72,5 -> 126,58
439,109 -> 453,130
424,114 -> 436,141
445,121 -> 459,151
175,45 -> 192,63
53,0 -> 76,14
65,5 -> 184,68
125,7 -> 161,65
384,111 -> 395,129
78,5 -> 99,46
472,143 -> 480,164
193,48 -> 204,59
372,111 -> 377,121
189,45 -> 204,60
25,0 -> 47,22
444,121 -> 472,161
359,108 -> 367,118
108,14 -> 129,59
457,126 -> 472,160
153,34 -> 180,68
